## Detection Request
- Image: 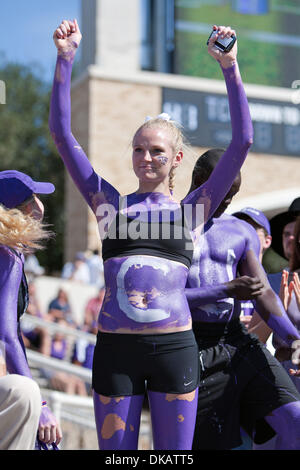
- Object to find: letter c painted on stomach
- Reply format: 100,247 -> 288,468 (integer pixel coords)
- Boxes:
116,256 -> 170,323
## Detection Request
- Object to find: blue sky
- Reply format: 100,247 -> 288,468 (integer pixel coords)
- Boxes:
0,0 -> 81,82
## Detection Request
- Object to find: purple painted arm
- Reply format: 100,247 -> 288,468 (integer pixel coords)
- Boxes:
239,250 -> 300,347
182,63 -> 253,226
185,285 -> 229,309
253,294 -> 300,347
185,275 -> 265,309
0,247 -> 32,376
49,53 -> 120,214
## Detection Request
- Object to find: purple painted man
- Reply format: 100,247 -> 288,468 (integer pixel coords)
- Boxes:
185,150 -> 300,450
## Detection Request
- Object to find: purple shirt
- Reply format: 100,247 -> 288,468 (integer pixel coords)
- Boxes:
0,246 -> 32,377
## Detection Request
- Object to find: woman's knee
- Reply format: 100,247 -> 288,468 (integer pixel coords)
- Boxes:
7,375 -> 41,416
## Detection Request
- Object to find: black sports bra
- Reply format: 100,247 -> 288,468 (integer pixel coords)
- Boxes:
102,206 -> 194,268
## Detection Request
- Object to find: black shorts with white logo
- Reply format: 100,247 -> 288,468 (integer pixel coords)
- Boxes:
92,329 -> 200,396
192,320 -> 300,450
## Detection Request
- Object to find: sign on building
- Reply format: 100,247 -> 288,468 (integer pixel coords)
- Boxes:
163,88 -> 300,156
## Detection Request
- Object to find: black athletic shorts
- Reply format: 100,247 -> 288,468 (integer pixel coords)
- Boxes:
92,329 -> 200,396
192,320 -> 300,450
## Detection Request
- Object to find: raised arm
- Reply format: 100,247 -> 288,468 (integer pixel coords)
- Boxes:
49,19 -> 120,214
182,26 -> 253,227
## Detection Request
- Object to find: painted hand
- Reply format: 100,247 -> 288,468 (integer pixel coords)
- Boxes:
226,275 -> 264,300
53,18 -> 82,56
38,404 -> 62,445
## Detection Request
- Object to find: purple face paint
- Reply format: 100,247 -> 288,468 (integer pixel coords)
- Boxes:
156,155 -> 169,166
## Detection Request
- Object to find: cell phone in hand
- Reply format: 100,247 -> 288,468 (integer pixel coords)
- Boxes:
207,29 -> 236,53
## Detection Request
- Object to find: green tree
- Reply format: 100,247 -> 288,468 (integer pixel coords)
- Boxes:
0,59 -> 65,274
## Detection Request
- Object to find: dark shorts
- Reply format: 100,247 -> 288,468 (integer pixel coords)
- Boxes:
92,329 -> 200,396
192,320 -> 300,450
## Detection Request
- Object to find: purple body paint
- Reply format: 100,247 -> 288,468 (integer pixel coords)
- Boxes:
149,390 -> 198,450
101,256 -> 189,331
267,271 -> 300,449
49,51 -> 253,449
185,214 -> 300,449
186,215 -> 259,322
93,392 -> 144,450
0,247 -> 32,377
0,246 -> 59,438
265,402 -> 300,450
49,56 -> 253,334
186,215 -> 300,346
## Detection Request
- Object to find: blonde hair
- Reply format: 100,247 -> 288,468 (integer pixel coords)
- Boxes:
0,203 -> 52,254
133,117 -> 187,192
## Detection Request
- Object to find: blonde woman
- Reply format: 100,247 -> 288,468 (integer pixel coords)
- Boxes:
0,170 -> 62,449
50,20 -> 252,449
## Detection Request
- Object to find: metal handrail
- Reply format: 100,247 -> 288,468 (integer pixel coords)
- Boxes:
41,389 -> 95,428
21,314 -> 96,344
27,349 -> 92,382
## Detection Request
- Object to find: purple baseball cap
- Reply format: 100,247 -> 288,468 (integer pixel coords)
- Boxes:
0,170 -> 55,209
232,207 -> 271,235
